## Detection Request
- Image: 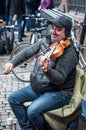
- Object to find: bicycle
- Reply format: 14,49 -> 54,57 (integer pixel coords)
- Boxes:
22,14 -> 48,43
71,13 -> 86,70
10,15 -> 48,82
0,15 -> 17,55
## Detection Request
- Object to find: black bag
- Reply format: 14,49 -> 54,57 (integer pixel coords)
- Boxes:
0,39 -> 6,55
5,30 -> 14,54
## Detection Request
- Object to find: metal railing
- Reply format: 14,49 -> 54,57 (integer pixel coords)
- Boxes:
68,0 -> 86,14
53,0 -> 61,8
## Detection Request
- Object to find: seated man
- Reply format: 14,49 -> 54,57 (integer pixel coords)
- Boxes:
4,16 -> 78,130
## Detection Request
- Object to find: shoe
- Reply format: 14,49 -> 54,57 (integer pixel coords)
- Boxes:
18,39 -> 23,42
22,34 -> 27,37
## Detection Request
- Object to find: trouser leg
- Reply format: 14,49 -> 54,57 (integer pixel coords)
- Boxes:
8,85 -> 38,130
27,91 -> 71,130
17,16 -> 23,40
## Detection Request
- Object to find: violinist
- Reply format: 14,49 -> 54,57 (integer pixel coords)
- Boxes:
4,15 -> 78,130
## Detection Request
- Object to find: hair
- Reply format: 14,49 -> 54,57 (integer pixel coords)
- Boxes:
65,30 -> 71,37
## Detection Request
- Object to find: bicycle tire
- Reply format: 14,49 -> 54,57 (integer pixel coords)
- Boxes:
78,44 -> 86,70
72,22 -> 86,70
10,42 -> 36,82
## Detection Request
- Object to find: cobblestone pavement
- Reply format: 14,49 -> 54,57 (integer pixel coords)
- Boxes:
0,32 -> 31,130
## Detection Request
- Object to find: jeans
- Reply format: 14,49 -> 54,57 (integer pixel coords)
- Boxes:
4,13 -> 9,25
26,5 -> 33,31
9,15 -> 23,40
8,85 -> 76,130
26,5 -> 38,31
69,118 -> 78,130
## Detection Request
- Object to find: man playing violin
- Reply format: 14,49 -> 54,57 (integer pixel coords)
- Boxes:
4,16 -> 78,130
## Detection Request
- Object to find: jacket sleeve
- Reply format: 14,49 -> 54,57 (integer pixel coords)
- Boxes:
10,42 -> 40,66
45,45 -> 78,85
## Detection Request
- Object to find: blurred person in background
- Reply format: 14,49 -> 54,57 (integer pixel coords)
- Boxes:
26,0 -> 41,31
0,0 -> 6,55
0,0 -> 5,20
38,0 -> 54,36
4,0 -> 10,25
38,0 -> 53,12
8,0 -> 26,42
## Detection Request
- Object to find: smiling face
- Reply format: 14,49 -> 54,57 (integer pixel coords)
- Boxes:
50,24 -> 67,43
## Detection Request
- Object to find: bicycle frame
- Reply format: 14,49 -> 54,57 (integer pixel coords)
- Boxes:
80,13 -> 86,45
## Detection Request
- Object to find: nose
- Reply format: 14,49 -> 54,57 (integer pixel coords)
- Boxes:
50,28 -> 56,34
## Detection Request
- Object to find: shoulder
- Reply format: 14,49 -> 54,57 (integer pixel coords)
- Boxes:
66,42 -> 77,55
63,43 -> 78,63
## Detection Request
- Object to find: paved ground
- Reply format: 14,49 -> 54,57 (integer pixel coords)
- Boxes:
0,32 -> 31,130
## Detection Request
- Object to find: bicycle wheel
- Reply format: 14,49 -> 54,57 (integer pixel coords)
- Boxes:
10,42 -> 36,82
72,20 -> 86,70
78,44 -> 86,70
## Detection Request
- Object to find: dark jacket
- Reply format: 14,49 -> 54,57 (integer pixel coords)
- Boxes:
0,0 -> 5,16
9,0 -> 25,15
26,0 -> 41,12
10,37 -> 78,94
5,0 -> 10,16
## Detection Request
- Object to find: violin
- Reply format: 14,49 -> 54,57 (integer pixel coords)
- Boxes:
46,39 -> 71,59
39,39 -> 71,72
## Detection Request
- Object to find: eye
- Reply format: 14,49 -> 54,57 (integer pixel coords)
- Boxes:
56,28 -> 63,32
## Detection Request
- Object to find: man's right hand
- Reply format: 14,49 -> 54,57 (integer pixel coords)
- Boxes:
4,63 -> 14,74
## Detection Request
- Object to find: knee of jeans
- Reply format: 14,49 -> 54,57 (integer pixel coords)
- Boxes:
27,105 -> 39,120
8,93 -> 13,102
8,93 -> 18,105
